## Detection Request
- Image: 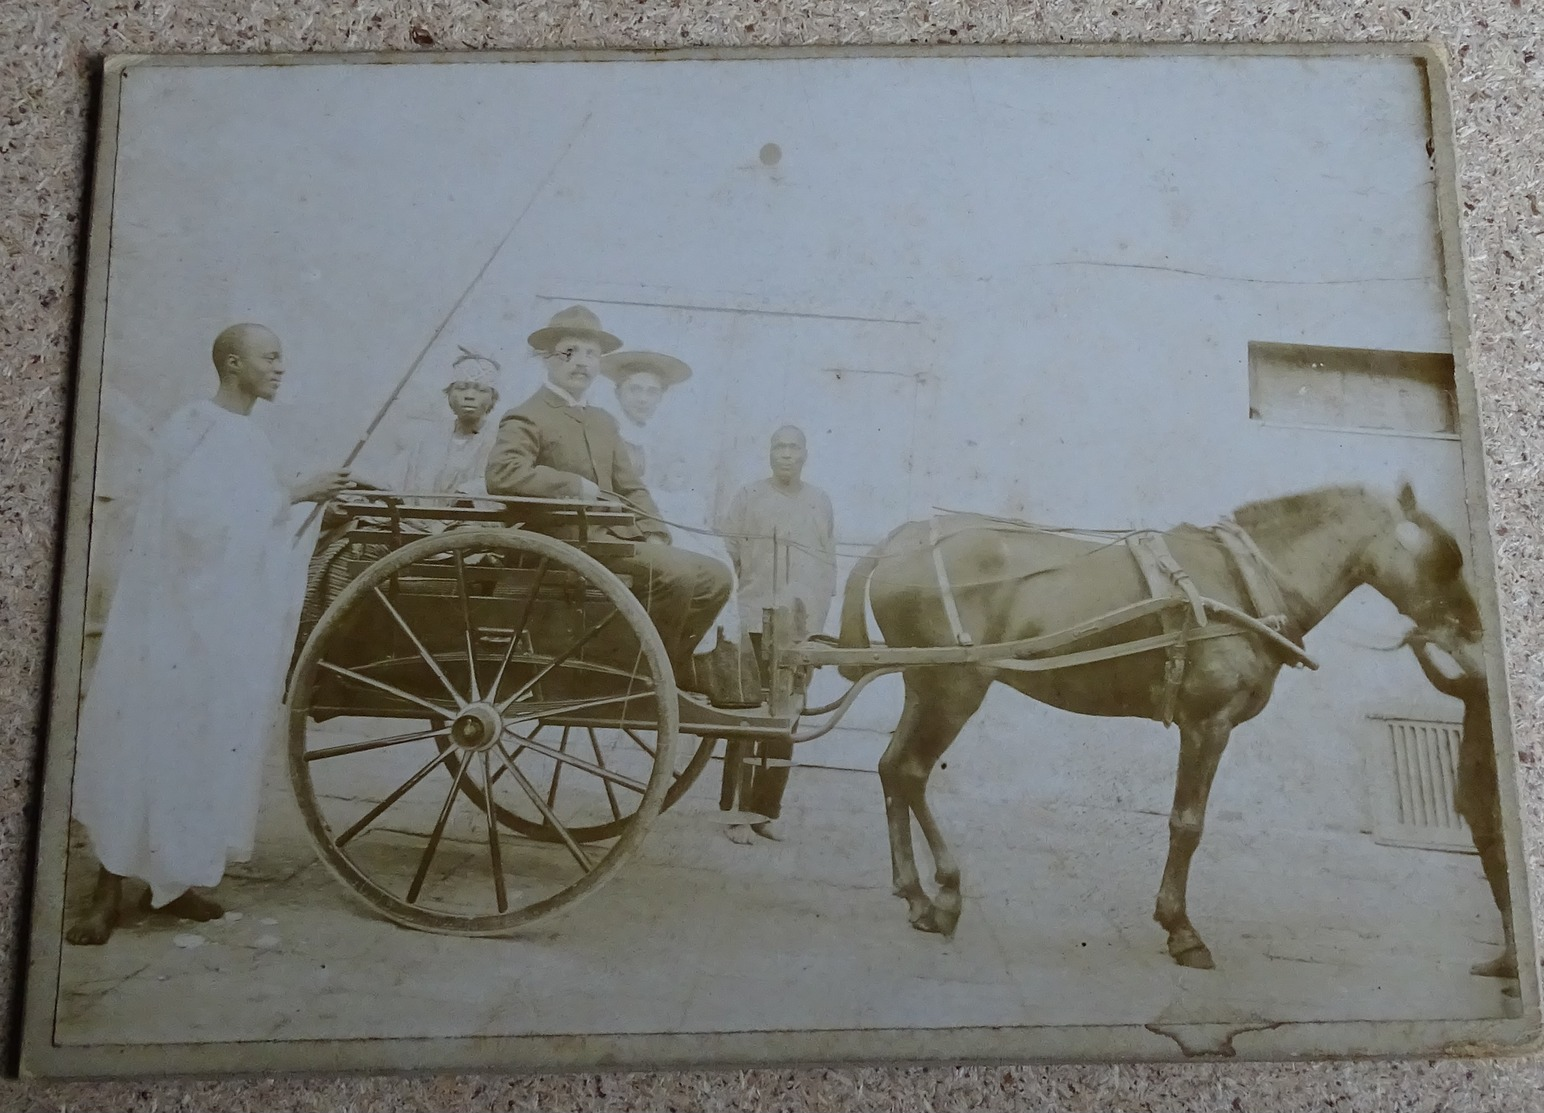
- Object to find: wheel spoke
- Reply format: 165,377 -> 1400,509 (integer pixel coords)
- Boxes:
482,736 -> 527,792
503,727 -> 648,793
488,557 -> 549,702
494,610 -> 620,714
305,726 -> 452,762
480,751 -> 508,913
405,747 -> 472,905
318,661 -> 457,719
546,726 -> 572,809
587,728 -> 623,822
453,549 -> 482,703
503,689 -> 654,725
372,585 -> 465,707
493,740 -> 594,873
622,727 -> 657,759
337,746 -> 453,847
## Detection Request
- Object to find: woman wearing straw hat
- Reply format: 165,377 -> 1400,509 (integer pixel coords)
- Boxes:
599,349 -> 692,479
600,348 -> 742,647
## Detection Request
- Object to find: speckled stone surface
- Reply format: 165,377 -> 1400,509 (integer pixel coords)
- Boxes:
2,5 -> 1542,1109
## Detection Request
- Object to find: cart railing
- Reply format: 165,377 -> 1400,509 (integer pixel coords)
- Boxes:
327,489 -> 641,535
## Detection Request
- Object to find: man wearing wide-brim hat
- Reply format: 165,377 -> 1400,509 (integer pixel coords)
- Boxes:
485,306 -> 731,694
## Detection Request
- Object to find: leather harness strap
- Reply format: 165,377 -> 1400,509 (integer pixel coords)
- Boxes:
891,517 -> 1315,712
928,517 -> 975,647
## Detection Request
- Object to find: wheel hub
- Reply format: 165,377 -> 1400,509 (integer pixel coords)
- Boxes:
450,703 -> 503,751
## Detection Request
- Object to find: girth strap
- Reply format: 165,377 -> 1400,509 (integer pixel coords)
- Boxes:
1126,531 -> 1207,728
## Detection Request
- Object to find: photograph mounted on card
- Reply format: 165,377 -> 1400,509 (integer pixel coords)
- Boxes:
20,43 -> 1539,1077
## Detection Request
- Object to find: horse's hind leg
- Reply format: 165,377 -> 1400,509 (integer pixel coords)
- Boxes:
1153,715 -> 1233,969
880,694 -> 931,926
880,671 -> 988,938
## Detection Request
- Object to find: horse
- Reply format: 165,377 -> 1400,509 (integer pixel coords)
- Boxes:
835,482 -> 1484,969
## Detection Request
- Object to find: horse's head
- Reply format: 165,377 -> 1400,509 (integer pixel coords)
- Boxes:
1356,481 -> 1483,656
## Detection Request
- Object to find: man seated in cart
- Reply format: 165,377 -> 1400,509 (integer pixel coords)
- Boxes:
484,305 -> 733,696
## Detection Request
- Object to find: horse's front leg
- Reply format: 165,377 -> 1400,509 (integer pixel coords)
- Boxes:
1153,713 -> 1234,969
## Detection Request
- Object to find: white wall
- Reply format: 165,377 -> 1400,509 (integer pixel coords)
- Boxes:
92,54 -> 1469,834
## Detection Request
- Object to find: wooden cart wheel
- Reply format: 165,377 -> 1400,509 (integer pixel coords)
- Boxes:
288,527 -> 679,936
439,727 -> 717,845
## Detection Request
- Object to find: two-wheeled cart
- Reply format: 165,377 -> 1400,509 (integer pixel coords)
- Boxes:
288,492 -> 1305,934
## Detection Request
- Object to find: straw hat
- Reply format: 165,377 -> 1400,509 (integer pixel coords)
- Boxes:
600,350 -> 693,388
526,305 -> 622,354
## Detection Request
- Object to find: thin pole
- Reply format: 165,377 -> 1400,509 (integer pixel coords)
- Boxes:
293,111 -> 594,540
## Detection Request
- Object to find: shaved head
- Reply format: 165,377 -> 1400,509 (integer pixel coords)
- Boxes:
771,425 -> 806,448
211,323 -> 277,376
209,323 -> 286,408
769,424 -> 808,486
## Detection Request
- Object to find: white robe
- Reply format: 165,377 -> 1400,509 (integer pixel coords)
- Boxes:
72,399 -> 318,907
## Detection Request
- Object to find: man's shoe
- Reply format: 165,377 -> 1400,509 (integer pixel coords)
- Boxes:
691,629 -> 764,708
675,655 -> 712,697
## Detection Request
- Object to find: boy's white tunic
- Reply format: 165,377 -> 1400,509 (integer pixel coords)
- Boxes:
73,399 -> 318,907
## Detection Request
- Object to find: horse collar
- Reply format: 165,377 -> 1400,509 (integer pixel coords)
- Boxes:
1212,517 -> 1308,652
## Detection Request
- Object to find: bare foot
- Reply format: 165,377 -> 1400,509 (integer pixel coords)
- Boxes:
1471,951 -> 1519,980
752,821 -> 783,841
161,891 -> 225,922
726,824 -> 755,845
65,870 -> 123,946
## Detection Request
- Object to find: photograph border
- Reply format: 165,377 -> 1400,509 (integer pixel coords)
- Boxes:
19,40 -> 1542,1079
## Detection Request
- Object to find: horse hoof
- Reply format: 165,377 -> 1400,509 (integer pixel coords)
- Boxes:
910,915 -> 946,936
910,907 -> 959,938
1171,943 -> 1215,970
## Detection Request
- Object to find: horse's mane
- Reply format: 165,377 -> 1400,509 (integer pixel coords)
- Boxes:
1232,483 -> 1465,577
1230,484 -> 1385,545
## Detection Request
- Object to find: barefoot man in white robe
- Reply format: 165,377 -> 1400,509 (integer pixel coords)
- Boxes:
66,323 -> 351,945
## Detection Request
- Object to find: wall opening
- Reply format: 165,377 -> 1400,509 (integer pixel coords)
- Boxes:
1248,341 -> 1458,438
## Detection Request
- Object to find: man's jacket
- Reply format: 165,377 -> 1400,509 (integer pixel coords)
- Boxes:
485,386 -> 667,543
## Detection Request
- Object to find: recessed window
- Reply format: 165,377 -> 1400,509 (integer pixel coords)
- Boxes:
1248,341 -> 1458,437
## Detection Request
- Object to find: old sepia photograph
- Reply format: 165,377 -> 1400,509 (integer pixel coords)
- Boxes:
20,44 -> 1541,1076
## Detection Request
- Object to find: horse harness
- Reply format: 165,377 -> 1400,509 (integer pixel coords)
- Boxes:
924,515 -> 1311,728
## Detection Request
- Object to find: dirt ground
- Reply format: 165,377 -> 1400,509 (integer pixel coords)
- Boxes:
48,725 -> 1516,1054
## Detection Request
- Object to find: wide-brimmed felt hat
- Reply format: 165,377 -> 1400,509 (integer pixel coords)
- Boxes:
600,350 -> 693,388
527,305 -> 622,354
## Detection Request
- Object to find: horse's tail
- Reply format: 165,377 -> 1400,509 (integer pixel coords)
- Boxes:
837,540 -> 887,682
